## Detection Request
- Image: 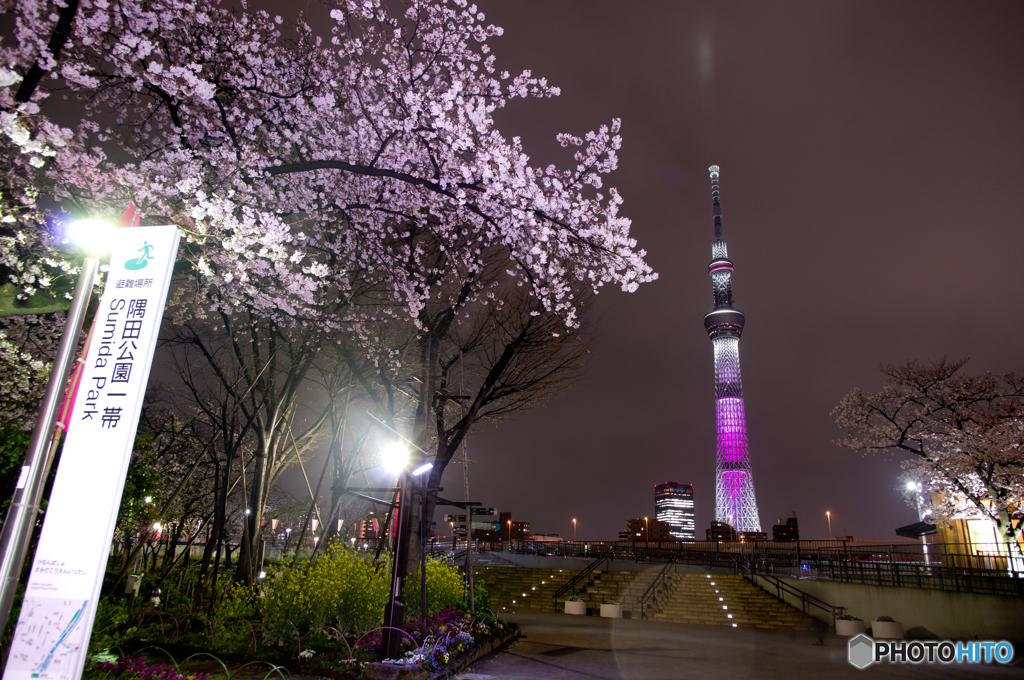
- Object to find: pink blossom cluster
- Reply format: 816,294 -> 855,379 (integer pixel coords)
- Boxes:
0,0 -> 656,351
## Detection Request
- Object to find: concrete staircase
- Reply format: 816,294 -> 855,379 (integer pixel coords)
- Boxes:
577,571 -> 640,613
650,573 -> 819,630
474,566 -> 580,613
619,570 -> 663,619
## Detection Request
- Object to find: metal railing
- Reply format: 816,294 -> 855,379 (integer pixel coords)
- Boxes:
502,539 -> 741,570
741,542 -> 1024,598
738,555 -> 845,630
551,556 -> 608,611
493,539 -> 1024,597
637,561 -> 675,620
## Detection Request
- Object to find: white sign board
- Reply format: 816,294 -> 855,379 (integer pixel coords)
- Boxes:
3,226 -> 180,680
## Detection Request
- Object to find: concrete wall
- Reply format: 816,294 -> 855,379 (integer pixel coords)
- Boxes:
765,575 -> 1024,643
495,552 -> 732,574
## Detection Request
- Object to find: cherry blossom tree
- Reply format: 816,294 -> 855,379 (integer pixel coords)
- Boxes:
2,0 -> 653,326
833,359 -> 1024,571
2,0 -> 659,588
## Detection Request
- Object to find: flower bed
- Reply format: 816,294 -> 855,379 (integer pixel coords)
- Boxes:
86,655 -> 210,680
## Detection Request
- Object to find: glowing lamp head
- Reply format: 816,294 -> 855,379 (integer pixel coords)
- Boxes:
380,441 -> 409,475
67,218 -> 119,255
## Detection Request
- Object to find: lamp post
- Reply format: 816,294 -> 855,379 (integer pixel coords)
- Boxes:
379,441 -> 432,661
826,511 -> 832,540
572,518 -> 577,542
906,481 -> 931,566
507,519 -> 512,543
0,218 -> 118,631
644,516 -> 649,542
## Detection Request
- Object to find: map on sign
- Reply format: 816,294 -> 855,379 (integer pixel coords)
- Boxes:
6,597 -> 89,680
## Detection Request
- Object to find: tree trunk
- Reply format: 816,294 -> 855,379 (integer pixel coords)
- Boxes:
994,508 -> 1024,573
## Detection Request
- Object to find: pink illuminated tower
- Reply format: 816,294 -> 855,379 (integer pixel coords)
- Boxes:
703,165 -> 762,533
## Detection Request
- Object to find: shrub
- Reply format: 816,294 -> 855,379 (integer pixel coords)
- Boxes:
259,548 -> 389,637
401,559 -> 464,619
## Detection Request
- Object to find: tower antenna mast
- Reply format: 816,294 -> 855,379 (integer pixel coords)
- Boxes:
703,165 -> 762,534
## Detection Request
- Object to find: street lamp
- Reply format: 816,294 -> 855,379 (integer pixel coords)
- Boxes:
381,442 -> 409,476
572,518 -> 577,542
906,481 -> 931,566
380,441 -> 431,661
0,217 -> 119,630
644,516 -> 649,542
507,519 -> 512,542
826,511 -> 832,539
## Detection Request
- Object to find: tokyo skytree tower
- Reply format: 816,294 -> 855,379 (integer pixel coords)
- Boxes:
702,165 -> 762,533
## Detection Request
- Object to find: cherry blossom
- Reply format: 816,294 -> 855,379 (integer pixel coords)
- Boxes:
834,359 -> 1024,570
1,0 -> 655,339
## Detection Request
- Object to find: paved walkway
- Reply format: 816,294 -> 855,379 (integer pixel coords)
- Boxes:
456,611 -> 1021,680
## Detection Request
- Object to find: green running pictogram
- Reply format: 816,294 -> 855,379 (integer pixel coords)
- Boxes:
124,241 -> 155,270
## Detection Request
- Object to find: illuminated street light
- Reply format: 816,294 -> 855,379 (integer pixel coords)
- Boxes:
507,519 -> 512,542
572,518 -> 577,542
906,480 -> 931,566
826,511 -> 832,539
0,217 -> 119,630
380,442 -> 409,475
66,218 -> 120,256
379,437 -> 432,659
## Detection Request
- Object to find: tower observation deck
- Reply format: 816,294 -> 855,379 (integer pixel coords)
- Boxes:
703,165 -> 762,533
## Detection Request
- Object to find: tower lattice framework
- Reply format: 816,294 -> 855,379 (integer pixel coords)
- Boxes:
703,165 -> 762,533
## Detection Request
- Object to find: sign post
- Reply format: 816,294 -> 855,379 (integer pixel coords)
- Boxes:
3,226 -> 179,680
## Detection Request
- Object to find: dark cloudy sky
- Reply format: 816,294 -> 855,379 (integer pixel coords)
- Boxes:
440,0 -> 1024,542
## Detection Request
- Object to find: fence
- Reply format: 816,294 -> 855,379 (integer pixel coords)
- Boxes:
491,539 -> 1024,597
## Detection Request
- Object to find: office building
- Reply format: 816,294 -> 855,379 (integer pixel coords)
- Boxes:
655,482 -> 695,541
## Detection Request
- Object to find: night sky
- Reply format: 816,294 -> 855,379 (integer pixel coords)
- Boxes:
440,0 -> 1024,542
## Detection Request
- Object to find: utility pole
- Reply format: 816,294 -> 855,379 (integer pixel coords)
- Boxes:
460,351 -> 474,614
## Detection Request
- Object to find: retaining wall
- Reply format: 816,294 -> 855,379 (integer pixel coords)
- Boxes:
767,575 -> 1024,643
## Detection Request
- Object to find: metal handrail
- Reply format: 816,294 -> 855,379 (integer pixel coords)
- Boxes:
552,556 -> 608,610
638,561 -> 674,620
738,556 -> 846,630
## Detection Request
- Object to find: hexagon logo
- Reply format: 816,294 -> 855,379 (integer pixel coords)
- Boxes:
848,634 -> 874,669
